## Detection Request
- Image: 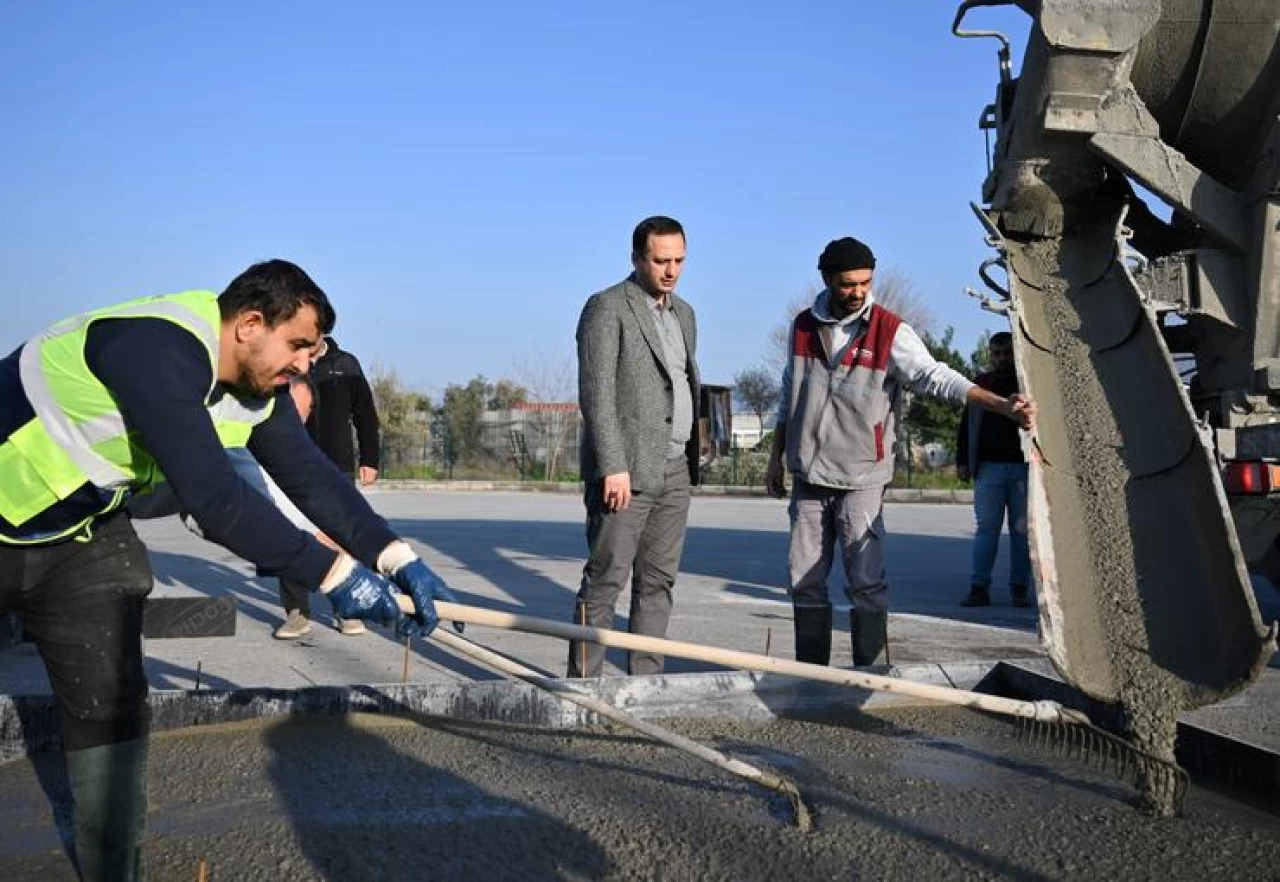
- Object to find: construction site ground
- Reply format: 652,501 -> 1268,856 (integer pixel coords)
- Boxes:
1,488 -> 1091,693
1,489 -> 1277,880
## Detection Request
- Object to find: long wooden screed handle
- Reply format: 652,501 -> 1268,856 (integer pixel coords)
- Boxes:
395,598 -> 1070,723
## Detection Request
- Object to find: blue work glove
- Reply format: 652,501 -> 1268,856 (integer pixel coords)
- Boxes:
322,559 -> 403,628
388,558 -> 464,639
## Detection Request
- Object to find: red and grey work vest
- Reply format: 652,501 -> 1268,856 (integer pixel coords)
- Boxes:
783,304 -> 905,490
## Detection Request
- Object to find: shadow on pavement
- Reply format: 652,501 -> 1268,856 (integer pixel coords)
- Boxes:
263,713 -> 612,881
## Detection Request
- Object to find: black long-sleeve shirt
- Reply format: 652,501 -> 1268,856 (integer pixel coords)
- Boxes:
0,319 -> 397,585
955,370 -> 1024,470
305,337 -> 380,475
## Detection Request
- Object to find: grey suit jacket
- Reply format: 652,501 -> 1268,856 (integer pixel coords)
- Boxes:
577,275 -> 701,492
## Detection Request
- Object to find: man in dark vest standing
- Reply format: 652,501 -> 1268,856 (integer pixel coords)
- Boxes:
766,238 -> 1036,667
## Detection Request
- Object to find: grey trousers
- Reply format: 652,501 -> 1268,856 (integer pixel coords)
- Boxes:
788,480 -> 888,613
568,455 -> 692,677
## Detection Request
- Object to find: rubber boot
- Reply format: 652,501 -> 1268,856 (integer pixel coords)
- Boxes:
792,606 -> 832,666
850,608 -> 890,667
66,738 -> 149,882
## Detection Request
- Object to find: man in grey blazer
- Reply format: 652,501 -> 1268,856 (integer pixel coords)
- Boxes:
569,215 -> 702,677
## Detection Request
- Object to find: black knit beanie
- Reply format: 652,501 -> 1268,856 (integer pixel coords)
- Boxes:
817,237 -> 876,274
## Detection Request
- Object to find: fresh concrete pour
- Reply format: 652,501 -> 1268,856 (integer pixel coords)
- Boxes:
0,707 -> 1276,881
1039,245 -> 1182,814
1011,228 -> 1274,816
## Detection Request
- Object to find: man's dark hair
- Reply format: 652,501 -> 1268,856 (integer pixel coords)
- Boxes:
632,216 -> 686,257
218,259 -> 336,333
990,331 -> 1014,346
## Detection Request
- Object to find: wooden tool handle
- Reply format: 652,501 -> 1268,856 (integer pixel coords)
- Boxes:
428,628 -> 811,829
395,596 -> 1063,722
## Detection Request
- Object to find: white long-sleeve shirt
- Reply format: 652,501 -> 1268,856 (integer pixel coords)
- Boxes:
776,291 -> 973,426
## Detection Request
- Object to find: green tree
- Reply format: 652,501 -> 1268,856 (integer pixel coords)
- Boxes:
440,376 -> 490,465
903,327 -> 970,454
438,375 -> 532,468
369,366 -> 431,430
969,329 -> 993,375
368,365 -> 433,476
489,378 -> 529,410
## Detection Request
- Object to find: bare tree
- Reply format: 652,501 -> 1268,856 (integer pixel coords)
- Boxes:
733,366 -> 780,442
766,286 -> 820,376
510,353 -> 578,480
766,267 -> 937,374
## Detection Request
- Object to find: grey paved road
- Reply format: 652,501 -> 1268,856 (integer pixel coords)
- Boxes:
2,491 -> 1274,695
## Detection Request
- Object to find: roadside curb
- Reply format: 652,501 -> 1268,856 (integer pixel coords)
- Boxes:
1,663 -> 997,761
371,480 -> 973,504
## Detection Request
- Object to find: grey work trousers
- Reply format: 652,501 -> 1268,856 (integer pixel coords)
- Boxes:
568,455 -> 692,677
788,480 -> 889,613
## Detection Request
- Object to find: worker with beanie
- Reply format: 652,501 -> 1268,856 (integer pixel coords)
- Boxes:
765,237 -> 1036,667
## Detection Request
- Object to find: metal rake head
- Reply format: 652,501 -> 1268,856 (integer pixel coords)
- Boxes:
1016,713 -> 1189,816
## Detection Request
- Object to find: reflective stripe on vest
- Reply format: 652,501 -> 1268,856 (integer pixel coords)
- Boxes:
18,292 -> 221,488
208,392 -> 274,447
0,291 -> 275,536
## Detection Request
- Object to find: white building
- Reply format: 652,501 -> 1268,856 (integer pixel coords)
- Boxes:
731,411 -> 778,450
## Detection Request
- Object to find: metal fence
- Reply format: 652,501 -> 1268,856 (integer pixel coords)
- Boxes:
380,408 -> 583,481
380,409 -> 961,488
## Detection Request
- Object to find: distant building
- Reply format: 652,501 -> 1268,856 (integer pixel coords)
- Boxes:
730,411 -> 778,450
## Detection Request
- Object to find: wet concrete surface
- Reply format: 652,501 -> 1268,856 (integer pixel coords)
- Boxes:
1,706 -> 1276,881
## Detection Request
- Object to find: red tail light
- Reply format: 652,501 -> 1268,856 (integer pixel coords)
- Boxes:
1224,461 -> 1279,495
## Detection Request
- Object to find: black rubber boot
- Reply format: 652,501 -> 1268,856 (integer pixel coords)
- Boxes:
960,585 -> 991,607
66,738 -> 149,882
792,606 -> 832,666
850,608 -> 890,667
1010,584 -> 1033,608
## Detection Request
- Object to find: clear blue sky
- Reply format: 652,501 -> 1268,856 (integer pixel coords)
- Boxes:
0,1 -> 1031,399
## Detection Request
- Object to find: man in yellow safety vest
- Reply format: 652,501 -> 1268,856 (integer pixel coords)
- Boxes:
0,259 -> 459,881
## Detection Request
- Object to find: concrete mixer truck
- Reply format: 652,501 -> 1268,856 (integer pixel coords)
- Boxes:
952,0 -> 1277,782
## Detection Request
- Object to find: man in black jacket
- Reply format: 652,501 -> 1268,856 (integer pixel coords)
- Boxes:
307,336 -> 381,485
956,331 -> 1032,608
